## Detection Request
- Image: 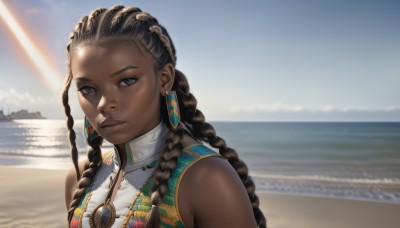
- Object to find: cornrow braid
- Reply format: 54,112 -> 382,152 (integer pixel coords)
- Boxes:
65,5 -> 267,227
95,5 -> 125,40
111,7 -> 142,31
86,8 -> 107,36
130,11 -> 176,69
135,12 -> 152,21
77,16 -> 89,41
148,25 -> 176,66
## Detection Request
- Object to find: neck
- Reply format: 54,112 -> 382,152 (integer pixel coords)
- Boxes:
114,144 -> 128,167
112,120 -> 169,170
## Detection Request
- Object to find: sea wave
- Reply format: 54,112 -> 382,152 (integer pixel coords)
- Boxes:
250,172 -> 400,185
0,151 -> 72,158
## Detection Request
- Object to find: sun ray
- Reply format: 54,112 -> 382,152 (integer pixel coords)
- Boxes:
0,0 -> 63,93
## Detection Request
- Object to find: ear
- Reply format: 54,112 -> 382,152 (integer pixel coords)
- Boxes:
158,63 -> 175,96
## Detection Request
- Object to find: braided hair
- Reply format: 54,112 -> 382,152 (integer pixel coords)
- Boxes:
63,5 -> 267,228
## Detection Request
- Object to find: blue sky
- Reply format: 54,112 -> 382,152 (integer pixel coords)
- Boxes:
0,0 -> 399,121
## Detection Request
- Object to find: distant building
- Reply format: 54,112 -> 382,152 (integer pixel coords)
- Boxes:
8,109 -> 45,119
0,110 -> 5,121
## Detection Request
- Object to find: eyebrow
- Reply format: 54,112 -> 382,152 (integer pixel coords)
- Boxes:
75,65 -> 139,82
110,65 -> 139,77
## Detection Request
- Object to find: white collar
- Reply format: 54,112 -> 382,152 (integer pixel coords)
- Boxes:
113,120 -> 169,172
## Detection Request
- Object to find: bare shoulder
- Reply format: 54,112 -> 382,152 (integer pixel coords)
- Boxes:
186,155 -> 240,186
64,157 -> 89,210
178,154 -> 257,228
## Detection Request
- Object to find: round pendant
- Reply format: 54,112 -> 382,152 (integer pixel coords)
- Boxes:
89,202 -> 116,228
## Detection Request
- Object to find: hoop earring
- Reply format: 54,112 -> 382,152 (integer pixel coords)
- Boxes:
84,116 -> 98,143
165,90 -> 181,130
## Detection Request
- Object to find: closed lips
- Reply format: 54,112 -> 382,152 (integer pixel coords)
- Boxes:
100,120 -> 125,128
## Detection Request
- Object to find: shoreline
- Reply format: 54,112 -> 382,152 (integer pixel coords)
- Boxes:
1,162 -> 399,205
0,166 -> 399,227
255,190 -> 400,205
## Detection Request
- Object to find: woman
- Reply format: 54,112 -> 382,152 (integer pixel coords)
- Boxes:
63,5 -> 266,228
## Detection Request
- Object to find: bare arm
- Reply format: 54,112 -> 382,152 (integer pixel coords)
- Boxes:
178,156 -> 257,228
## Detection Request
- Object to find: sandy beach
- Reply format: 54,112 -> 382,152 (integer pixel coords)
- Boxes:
0,166 -> 399,228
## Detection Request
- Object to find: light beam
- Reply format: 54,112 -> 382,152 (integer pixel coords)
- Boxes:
0,0 -> 63,93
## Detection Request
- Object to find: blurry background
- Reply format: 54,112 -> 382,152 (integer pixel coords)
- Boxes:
0,0 -> 399,205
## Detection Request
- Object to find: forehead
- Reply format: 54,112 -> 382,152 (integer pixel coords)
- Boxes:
70,38 -> 154,76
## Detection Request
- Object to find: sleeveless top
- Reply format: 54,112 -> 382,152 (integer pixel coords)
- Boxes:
69,143 -> 221,228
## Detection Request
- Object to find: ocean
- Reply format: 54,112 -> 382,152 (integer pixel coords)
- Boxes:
1,119 -> 399,204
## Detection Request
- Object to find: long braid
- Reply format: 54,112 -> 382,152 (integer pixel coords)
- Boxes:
173,70 -> 267,228
64,8 -> 107,223
145,126 -> 185,227
67,136 -> 103,222
63,73 -> 104,223
62,76 -> 80,181
65,5 -> 267,227
117,10 -> 186,227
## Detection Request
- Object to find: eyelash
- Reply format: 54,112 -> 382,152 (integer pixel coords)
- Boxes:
78,86 -> 96,95
77,77 -> 137,95
119,77 -> 137,86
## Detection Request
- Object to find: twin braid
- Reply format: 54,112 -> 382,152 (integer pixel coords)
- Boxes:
64,5 -> 266,228
148,25 -> 176,66
63,74 -> 104,223
65,8 -> 107,224
64,6 -> 181,226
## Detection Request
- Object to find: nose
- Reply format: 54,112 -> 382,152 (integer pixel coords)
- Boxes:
97,90 -> 118,114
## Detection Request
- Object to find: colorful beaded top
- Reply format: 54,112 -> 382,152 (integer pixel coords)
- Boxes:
70,144 -> 221,228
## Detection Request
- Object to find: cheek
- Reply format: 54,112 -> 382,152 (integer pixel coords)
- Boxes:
123,82 -> 159,116
77,94 -> 97,117
143,80 -> 160,109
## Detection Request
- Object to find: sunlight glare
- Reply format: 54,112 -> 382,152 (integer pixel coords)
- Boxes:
0,0 -> 62,93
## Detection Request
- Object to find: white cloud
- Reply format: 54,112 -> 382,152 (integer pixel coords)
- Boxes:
384,106 -> 400,111
322,105 -> 333,112
229,103 -> 306,112
0,88 -> 55,114
0,88 -> 46,105
222,103 -> 400,121
229,103 -> 400,113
